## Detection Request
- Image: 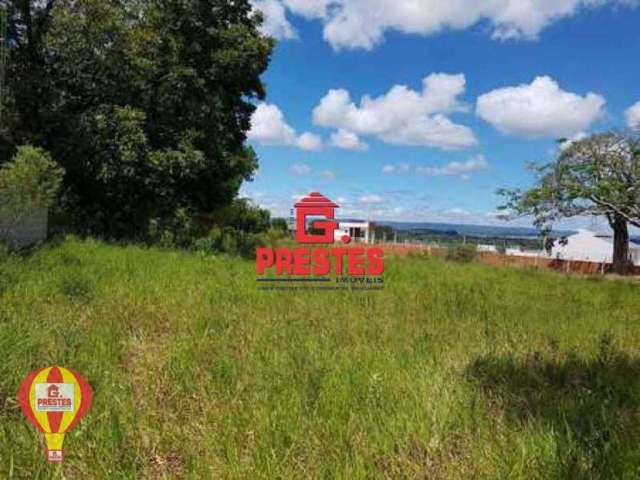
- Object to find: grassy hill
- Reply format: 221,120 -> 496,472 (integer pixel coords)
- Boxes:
1,238 -> 640,479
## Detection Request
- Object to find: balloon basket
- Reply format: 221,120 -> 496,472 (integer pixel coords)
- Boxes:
46,450 -> 64,462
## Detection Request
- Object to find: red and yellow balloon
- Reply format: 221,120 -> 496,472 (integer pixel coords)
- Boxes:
18,366 -> 93,462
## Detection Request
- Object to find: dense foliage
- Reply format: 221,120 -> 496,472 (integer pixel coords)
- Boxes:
446,244 -> 478,263
1,0 -> 274,238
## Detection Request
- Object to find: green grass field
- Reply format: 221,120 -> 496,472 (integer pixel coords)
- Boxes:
1,238 -> 640,479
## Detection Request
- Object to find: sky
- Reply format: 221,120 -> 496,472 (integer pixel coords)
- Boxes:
241,0 -> 640,229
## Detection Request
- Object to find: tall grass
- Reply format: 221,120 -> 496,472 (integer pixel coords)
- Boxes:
1,237 -> 640,479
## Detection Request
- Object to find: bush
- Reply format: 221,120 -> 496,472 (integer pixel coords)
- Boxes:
148,201 -> 288,258
206,198 -> 271,234
271,218 -> 288,232
193,226 -> 287,258
0,146 -> 64,247
148,208 -> 206,249
446,244 -> 477,263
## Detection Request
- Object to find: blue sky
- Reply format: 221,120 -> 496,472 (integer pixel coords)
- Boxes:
241,1 -> 640,228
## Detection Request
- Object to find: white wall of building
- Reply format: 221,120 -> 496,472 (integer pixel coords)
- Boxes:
506,248 -> 546,258
334,221 -> 372,243
551,229 -> 640,265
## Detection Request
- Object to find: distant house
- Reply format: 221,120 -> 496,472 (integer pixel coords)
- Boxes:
551,229 -> 640,265
506,248 -> 546,258
0,208 -> 48,249
477,244 -> 498,253
287,216 -> 375,244
333,219 -> 375,244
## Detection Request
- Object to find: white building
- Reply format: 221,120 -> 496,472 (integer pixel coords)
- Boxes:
477,244 -> 498,253
288,216 -> 375,244
551,229 -> 640,265
334,220 -> 375,244
506,248 -> 546,258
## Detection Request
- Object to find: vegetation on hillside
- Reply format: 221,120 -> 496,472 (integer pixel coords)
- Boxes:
1,238 -> 640,478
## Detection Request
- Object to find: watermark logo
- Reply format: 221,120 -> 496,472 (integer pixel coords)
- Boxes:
18,366 -> 93,462
257,192 -> 384,290
294,192 -> 340,244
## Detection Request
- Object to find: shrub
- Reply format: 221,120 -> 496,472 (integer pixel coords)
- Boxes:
148,208 -> 206,249
192,226 -> 287,258
206,198 -> 271,234
446,244 -> 477,263
220,229 -> 239,254
148,200 -> 288,257
0,146 -> 64,247
271,218 -> 288,232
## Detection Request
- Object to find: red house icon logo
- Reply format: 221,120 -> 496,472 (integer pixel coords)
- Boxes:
294,192 -> 340,244
47,385 -> 60,398
255,191 -> 384,278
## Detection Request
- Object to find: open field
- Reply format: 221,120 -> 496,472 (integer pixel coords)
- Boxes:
1,238 -> 640,479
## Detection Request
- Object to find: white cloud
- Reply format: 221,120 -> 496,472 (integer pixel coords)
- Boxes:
252,0 -> 297,39
248,103 -> 323,151
559,131 -> 589,150
313,73 -> 477,150
417,154 -> 489,177
382,156 -> 488,179
380,114 -> 476,149
320,170 -> 336,179
626,101 -> 640,131
476,76 -> 605,138
382,163 -> 410,174
295,132 -> 323,151
359,194 -> 384,204
283,0 -> 331,18
256,0 -> 639,50
329,129 -> 369,150
290,163 -> 312,175
446,207 -> 470,216
248,103 -> 296,145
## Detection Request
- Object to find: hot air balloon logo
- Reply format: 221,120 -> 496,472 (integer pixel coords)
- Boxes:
17,366 -> 93,462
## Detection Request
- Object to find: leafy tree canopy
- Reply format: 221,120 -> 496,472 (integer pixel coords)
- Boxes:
499,131 -> 640,272
1,0 -> 274,238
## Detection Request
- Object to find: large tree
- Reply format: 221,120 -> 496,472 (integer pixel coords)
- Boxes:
1,0 -> 274,237
0,0 -> 57,157
500,132 -> 640,274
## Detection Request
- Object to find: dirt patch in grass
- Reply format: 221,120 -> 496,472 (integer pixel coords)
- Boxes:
143,450 -> 186,479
